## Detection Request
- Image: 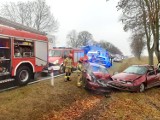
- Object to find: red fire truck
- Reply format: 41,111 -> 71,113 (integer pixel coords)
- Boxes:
48,47 -> 84,73
0,17 -> 48,86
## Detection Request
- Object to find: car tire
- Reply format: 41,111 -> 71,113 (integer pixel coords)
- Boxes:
59,65 -> 65,74
16,66 -> 31,86
139,83 -> 145,92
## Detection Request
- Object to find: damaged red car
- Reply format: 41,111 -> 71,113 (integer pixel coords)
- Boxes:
108,65 -> 160,92
82,63 -> 112,92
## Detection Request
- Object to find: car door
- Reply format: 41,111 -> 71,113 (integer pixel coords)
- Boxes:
153,69 -> 160,86
146,70 -> 159,88
156,70 -> 160,85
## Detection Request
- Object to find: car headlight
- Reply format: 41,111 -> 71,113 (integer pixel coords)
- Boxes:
87,73 -> 96,82
126,81 -> 133,85
97,79 -> 107,87
91,75 -> 96,81
53,60 -> 59,64
113,78 -> 117,81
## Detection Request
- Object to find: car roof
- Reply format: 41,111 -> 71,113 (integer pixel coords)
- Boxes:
131,64 -> 152,67
131,64 -> 155,69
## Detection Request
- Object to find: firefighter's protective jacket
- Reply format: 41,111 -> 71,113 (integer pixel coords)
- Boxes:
64,57 -> 73,68
76,62 -> 82,72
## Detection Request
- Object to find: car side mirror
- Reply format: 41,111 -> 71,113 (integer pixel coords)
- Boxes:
148,71 -> 155,76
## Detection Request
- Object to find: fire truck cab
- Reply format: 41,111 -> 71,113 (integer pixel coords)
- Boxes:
48,47 -> 84,73
0,17 -> 48,86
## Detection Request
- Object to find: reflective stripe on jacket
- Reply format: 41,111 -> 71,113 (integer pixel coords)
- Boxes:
64,58 -> 72,68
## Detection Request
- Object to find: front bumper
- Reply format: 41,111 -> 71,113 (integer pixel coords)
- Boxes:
86,80 -> 112,92
42,64 -> 61,73
107,81 -> 139,92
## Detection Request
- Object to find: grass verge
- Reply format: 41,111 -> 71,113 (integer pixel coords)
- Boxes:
0,57 -> 160,120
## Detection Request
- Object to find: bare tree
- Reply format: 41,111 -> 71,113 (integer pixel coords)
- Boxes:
144,0 -> 160,62
99,40 -> 123,55
130,33 -> 146,60
66,30 -> 80,48
0,0 -> 58,32
117,0 -> 155,64
78,31 -> 93,46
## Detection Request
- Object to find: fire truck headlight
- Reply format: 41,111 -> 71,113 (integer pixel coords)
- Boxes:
53,60 -> 59,64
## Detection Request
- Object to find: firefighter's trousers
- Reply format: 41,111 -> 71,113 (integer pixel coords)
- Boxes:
76,70 -> 83,87
64,67 -> 72,81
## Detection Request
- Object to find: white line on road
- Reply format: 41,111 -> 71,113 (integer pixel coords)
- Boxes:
0,73 -> 65,93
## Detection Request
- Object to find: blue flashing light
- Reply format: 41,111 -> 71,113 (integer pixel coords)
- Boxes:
80,45 -> 112,68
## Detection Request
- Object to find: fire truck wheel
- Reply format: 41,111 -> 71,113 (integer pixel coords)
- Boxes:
59,65 -> 65,74
16,66 -> 32,86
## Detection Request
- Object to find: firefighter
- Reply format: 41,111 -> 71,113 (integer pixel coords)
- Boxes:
78,57 -> 90,88
64,53 -> 73,81
76,57 -> 83,87
82,57 -> 90,88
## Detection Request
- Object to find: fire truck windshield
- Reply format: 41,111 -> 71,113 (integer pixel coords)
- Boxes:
49,50 -> 62,57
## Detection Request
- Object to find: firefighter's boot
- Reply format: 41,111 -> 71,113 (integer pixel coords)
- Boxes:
64,76 -> 67,82
77,77 -> 82,87
67,76 -> 71,81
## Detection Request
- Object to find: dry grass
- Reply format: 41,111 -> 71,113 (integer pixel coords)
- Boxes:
98,89 -> 160,120
0,76 -> 96,120
0,57 -> 160,120
109,56 -> 158,74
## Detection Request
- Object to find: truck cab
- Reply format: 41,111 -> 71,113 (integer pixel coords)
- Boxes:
0,17 -> 48,86
48,48 -> 72,73
48,47 -> 84,73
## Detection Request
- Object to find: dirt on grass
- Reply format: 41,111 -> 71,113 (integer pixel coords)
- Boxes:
1,57 -> 160,120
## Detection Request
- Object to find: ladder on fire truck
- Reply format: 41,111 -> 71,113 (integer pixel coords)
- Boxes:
0,16 -> 46,35
0,16 -> 46,84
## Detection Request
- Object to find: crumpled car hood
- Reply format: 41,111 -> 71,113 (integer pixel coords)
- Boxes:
112,72 -> 142,81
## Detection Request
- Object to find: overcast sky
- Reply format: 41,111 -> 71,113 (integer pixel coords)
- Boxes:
0,0 -> 131,55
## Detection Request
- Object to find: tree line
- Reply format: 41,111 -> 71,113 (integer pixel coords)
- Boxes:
0,0 -> 58,33
66,30 -> 122,55
115,0 -> 160,65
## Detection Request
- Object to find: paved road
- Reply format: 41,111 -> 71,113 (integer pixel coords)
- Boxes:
0,71 -> 64,92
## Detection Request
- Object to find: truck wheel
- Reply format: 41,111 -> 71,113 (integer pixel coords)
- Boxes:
16,66 -> 32,86
59,65 -> 65,74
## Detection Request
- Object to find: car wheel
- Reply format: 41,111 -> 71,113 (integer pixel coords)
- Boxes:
16,66 -> 31,86
59,65 -> 64,74
139,83 -> 145,92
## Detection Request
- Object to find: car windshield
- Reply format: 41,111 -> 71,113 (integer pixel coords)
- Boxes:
123,66 -> 147,75
87,64 -> 109,74
49,50 -> 62,57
